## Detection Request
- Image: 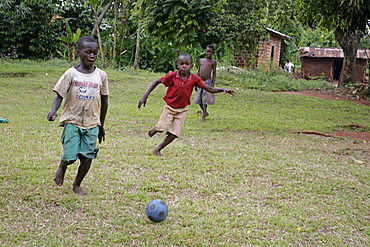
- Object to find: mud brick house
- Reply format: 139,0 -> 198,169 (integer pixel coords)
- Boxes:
234,28 -> 291,71
299,47 -> 369,83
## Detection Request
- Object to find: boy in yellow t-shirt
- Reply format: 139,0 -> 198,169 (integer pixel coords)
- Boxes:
47,36 -> 109,195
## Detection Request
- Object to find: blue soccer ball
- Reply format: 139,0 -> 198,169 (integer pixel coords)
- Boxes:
146,199 -> 168,222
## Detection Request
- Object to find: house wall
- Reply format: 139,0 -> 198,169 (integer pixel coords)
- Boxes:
301,57 -> 368,82
355,59 -> 368,83
234,51 -> 257,68
256,32 -> 282,71
301,58 -> 333,79
234,32 -> 284,71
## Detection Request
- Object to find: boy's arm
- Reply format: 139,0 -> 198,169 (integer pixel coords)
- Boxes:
138,78 -> 161,108
100,95 -> 108,127
98,95 -> 108,143
197,59 -> 201,76
195,59 -> 202,91
47,93 -> 63,121
202,84 -> 235,96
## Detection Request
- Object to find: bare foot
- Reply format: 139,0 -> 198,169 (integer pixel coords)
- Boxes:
54,167 -> 66,186
148,128 -> 157,137
201,112 -> 209,122
153,149 -> 162,156
73,185 -> 87,195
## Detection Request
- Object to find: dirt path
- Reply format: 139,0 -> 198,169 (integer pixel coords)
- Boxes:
282,91 -> 370,141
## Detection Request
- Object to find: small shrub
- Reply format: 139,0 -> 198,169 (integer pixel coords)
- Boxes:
217,67 -> 332,92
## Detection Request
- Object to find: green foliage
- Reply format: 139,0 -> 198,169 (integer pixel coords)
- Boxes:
206,0 -> 267,53
56,0 -> 94,35
116,37 -> 234,73
0,0 -> 97,59
359,28 -> 370,49
217,68 -> 332,92
143,0 -> 221,53
296,0 -> 370,33
0,0 -> 61,58
1,0 -> 369,76
297,26 -> 338,48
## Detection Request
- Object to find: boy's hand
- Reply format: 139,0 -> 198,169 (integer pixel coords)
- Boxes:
138,97 -> 147,109
98,126 -> 105,143
224,89 -> 236,96
47,111 -> 57,121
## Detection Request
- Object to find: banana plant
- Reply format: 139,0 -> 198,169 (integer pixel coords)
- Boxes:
58,17 -> 81,61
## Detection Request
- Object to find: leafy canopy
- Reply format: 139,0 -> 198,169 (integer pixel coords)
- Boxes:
296,0 -> 370,33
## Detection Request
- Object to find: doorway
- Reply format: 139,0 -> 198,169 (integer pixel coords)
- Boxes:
333,59 -> 343,80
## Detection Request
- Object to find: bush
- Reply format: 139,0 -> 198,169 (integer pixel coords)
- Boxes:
217,67 -> 332,91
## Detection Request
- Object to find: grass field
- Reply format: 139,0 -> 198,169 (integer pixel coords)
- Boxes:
0,60 -> 369,246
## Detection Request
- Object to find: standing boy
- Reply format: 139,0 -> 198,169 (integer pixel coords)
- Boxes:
284,59 -> 294,73
138,53 -> 234,156
194,45 -> 217,122
47,36 -> 109,195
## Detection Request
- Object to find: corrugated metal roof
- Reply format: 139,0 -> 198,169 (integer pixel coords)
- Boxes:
299,47 -> 370,59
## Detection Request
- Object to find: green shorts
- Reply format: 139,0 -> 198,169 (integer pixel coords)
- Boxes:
60,124 -> 99,162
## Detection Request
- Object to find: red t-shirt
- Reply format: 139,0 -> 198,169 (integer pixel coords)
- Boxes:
161,71 -> 206,108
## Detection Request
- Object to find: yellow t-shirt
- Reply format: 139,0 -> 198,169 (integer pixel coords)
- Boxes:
53,67 -> 109,129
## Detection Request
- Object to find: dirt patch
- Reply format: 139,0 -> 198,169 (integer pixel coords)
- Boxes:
282,88 -> 370,141
283,91 -> 370,106
334,131 -> 370,141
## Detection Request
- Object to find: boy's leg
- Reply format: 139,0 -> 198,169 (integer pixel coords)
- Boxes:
153,133 -> 176,156
201,104 -> 209,122
72,155 -> 92,195
55,124 -> 80,186
198,104 -> 203,113
148,127 -> 158,137
54,160 -> 75,186
149,104 -> 173,137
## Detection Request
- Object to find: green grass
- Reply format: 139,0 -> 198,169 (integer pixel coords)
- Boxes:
0,60 -> 369,246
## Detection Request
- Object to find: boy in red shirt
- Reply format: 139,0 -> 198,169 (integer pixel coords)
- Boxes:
138,53 -> 235,156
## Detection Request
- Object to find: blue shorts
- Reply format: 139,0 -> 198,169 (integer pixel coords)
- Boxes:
60,124 -> 99,162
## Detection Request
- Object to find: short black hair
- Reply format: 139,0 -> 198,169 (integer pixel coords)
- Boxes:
77,36 -> 97,50
178,53 -> 193,63
206,45 -> 215,51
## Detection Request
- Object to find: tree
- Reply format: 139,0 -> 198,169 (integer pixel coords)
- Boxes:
296,0 -> 370,85
89,0 -> 114,65
144,0 -> 223,52
91,0 -> 113,37
205,0 -> 267,54
131,0 -> 144,70
0,0 -> 62,59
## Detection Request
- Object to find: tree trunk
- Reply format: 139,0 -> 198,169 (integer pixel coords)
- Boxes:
334,29 -> 362,86
112,1 -> 117,66
120,7 -> 128,54
133,19 -> 141,70
91,0 -> 113,37
94,12 -> 105,64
